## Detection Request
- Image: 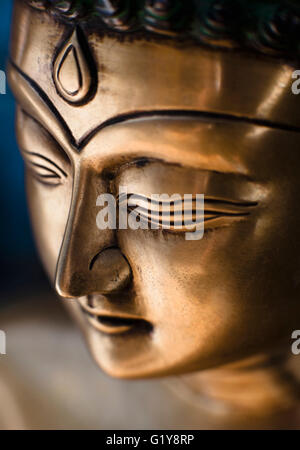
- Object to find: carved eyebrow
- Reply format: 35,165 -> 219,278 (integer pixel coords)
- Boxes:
8,61 -> 76,154
8,61 -> 300,156
79,109 -> 300,149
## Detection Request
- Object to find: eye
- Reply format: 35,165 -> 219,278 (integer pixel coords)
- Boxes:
119,194 -> 257,233
125,195 -> 201,232
23,151 -> 68,186
202,198 -> 258,231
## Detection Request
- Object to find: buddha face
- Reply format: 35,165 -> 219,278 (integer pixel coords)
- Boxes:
14,109 -> 300,378
10,2 -> 300,379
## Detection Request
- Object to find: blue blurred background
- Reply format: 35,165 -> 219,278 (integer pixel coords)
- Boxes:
0,1 -> 45,295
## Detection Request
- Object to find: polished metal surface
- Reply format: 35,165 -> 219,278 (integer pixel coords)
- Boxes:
8,0 -> 300,424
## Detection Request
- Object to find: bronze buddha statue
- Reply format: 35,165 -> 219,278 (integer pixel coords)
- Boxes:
7,0 -> 300,426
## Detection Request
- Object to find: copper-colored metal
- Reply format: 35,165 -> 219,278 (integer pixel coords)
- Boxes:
8,0 -> 300,425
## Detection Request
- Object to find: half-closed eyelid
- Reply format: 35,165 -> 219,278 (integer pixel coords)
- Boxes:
120,194 -> 257,211
29,162 -> 62,178
26,162 -> 63,185
118,194 -> 258,231
22,150 -> 68,178
204,198 -> 258,214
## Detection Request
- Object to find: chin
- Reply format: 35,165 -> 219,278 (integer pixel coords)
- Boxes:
84,327 -> 166,379
82,328 -> 215,380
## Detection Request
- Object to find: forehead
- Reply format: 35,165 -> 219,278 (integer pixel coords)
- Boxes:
18,108 -> 300,184
9,0 -> 299,150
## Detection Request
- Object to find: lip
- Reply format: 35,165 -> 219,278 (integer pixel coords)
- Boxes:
78,298 -> 152,335
87,313 -> 150,335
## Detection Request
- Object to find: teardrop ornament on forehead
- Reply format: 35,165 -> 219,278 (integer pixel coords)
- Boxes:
53,27 -> 97,105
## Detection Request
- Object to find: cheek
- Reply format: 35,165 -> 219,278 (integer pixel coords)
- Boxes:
25,172 -> 72,281
119,215 -> 300,354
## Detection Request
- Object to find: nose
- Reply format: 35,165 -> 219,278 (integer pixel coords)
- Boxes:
56,246 -> 132,298
55,169 -> 132,298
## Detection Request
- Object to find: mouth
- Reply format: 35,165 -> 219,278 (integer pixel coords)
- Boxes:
78,298 -> 152,335
87,313 -> 152,335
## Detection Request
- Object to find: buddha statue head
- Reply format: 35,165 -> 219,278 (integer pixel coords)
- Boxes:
8,0 -> 300,417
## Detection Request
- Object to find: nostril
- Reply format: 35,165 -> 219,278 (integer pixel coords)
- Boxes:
89,251 -> 99,272
89,247 -> 124,270
89,248 -> 105,271
89,246 -> 132,293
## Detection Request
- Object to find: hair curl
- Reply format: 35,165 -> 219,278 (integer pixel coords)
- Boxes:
24,1 -> 300,63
